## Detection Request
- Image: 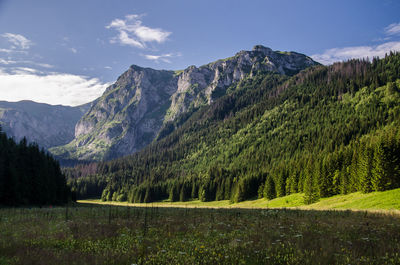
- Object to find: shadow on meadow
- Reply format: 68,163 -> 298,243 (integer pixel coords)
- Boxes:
1,205 -> 400,264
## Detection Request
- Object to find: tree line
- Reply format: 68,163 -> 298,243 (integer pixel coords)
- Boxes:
0,128 -> 69,206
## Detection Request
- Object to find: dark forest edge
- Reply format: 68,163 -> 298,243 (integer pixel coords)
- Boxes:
66,52 -> 400,205
0,128 -> 70,206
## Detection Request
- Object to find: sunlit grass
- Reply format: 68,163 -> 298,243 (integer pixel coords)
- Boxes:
79,188 -> 400,211
302,188 -> 400,210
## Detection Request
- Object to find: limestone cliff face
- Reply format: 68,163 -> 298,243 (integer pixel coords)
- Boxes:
0,100 -> 90,149
50,66 -> 177,160
166,45 -> 317,121
51,45 -> 318,161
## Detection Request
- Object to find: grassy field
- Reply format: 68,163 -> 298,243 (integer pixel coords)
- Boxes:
2,189 -> 400,264
78,188 -> 400,211
1,204 -> 400,264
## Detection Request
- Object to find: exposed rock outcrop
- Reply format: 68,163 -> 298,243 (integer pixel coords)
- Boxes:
50,45 -> 318,161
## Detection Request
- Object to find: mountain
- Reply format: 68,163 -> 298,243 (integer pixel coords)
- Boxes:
51,45 -> 317,161
66,52 -> 400,204
0,100 -> 91,149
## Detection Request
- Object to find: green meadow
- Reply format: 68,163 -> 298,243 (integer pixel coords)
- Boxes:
78,188 -> 400,211
2,189 -> 400,264
1,204 -> 400,265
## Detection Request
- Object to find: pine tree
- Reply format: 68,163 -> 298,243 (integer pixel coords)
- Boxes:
359,145 -> 373,193
349,150 -> 359,192
371,140 -> 391,191
168,182 -> 179,202
179,185 -> 187,202
303,160 -> 319,204
263,175 -> 276,200
276,172 -> 286,197
224,177 -> 232,200
144,185 -> 152,203
257,183 -> 265,199
191,179 -> 198,199
339,167 -> 350,194
215,179 -> 225,201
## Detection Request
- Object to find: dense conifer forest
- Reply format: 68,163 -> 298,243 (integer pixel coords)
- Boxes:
67,52 -> 400,204
0,128 -> 69,205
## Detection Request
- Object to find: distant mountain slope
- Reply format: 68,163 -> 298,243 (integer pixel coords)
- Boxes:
0,100 -> 91,149
51,45 -> 317,161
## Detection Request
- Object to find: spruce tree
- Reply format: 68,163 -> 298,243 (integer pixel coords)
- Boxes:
303,160 -> 319,204
359,145 -> 373,193
263,175 -> 276,200
371,140 -> 391,191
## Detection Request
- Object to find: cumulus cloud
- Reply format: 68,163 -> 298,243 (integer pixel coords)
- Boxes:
385,23 -> 400,36
69,47 -> 77,54
0,71 -> 110,106
312,22 -> 400,65
1,33 -> 33,50
312,42 -> 400,65
106,14 -> 171,48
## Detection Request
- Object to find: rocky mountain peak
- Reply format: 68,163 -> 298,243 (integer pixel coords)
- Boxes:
50,46 -> 319,162
252,44 -> 273,54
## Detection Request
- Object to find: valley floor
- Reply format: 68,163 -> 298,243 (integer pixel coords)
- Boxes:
78,188 -> 400,212
1,202 -> 400,264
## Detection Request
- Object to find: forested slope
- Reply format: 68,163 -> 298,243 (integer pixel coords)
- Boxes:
0,128 -> 69,205
68,52 -> 400,204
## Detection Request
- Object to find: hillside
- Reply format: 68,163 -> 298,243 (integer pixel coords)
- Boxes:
0,127 -> 69,205
67,52 -> 400,207
52,45 -> 317,161
0,100 -> 90,149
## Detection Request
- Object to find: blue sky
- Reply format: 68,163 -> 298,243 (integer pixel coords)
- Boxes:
0,0 -> 399,106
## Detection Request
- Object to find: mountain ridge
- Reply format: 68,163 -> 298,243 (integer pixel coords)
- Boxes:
65,52 -> 400,205
51,45 -> 318,161
0,100 -> 91,149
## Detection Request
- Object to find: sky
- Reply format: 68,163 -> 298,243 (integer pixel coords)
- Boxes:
0,0 -> 399,106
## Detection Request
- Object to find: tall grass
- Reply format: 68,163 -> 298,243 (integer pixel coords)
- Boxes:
1,204 -> 400,264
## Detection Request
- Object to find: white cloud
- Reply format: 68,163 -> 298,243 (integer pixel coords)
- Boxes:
104,66 -> 112,70
143,53 -> 172,63
1,33 -> 33,50
106,14 -> 171,48
0,71 -> 110,106
10,67 -> 42,75
70,47 -> 77,54
0,58 -> 54,69
35,63 -> 54,68
385,23 -> 400,36
311,41 -> 400,65
143,52 -> 181,63
0,48 -> 13,53
0,58 -> 16,65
